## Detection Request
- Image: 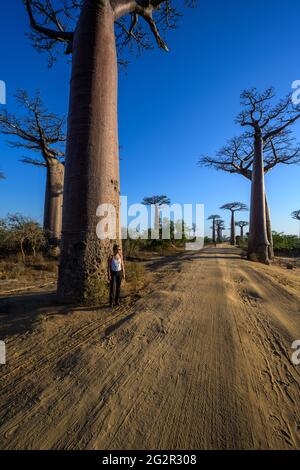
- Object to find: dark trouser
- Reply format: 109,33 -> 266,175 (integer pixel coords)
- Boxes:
109,270 -> 122,305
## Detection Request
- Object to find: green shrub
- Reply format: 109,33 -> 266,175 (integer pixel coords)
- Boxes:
272,231 -> 300,255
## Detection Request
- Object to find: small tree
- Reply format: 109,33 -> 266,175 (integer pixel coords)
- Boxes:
220,202 -> 248,245
235,220 -> 249,238
0,91 -> 65,246
7,213 -> 46,262
207,214 -> 220,244
291,210 -> 300,238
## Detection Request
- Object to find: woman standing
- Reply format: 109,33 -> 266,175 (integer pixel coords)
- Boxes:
107,244 -> 125,307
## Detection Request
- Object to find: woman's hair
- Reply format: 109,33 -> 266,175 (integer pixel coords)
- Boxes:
113,244 -> 120,252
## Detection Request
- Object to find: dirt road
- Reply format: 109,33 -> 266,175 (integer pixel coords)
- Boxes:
1,246 -> 300,449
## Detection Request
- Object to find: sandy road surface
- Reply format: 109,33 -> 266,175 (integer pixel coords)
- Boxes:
0,246 -> 300,449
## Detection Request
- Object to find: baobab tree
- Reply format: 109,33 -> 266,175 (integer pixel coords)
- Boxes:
0,90 -> 65,246
200,88 -> 300,263
215,219 -> 225,244
291,210 -> 300,238
207,214 -> 220,244
220,202 -> 248,245
235,220 -> 248,239
199,132 -> 300,259
237,88 -> 300,263
24,0 -> 196,301
142,195 -> 170,237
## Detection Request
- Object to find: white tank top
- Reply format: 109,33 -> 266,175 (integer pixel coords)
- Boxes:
111,255 -> 122,272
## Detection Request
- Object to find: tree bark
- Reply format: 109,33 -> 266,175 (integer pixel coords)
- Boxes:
154,204 -> 160,239
265,193 -> 274,260
43,160 -> 64,246
230,211 -> 235,245
240,226 -> 244,238
248,128 -> 269,263
57,0 -> 120,302
212,219 -> 216,244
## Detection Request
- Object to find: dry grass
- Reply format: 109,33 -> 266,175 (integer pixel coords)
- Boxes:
0,255 -> 58,294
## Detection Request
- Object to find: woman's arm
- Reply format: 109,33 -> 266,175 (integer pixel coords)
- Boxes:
121,254 -> 126,281
107,256 -> 112,281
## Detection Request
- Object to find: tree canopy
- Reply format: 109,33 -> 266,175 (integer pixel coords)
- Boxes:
24,0 -> 197,66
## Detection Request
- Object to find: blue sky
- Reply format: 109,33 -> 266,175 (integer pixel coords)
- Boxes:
0,0 -> 300,236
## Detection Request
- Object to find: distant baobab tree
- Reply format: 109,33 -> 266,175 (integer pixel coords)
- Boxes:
235,221 -> 249,239
200,87 -> 300,264
207,214 -> 221,244
200,133 -> 300,259
220,202 -> 248,245
291,210 -> 300,238
24,0 -> 196,302
0,90 -> 65,246
237,88 -> 300,263
142,195 -> 170,236
215,219 -> 225,243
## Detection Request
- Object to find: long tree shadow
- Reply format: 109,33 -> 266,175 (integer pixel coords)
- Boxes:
145,251 -> 192,272
0,291 -> 66,337
0,288 -> 140,339
193,255 -> 243,260
190,246 -> 245,261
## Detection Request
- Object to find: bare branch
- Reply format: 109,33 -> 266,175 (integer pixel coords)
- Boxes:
24,0 -> 197,64
0,90 -> 66,167
198,130 -> 300,180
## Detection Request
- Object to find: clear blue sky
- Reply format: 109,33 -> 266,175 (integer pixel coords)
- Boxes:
0,0 -> 300,236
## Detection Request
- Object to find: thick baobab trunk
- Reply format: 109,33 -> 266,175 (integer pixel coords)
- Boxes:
230,211 -> 235,245
265,193 -> 274,259
240,226 -> 244,238
248,129 -> 269,263
58,0 -> 120,302
43,160 -> 64,246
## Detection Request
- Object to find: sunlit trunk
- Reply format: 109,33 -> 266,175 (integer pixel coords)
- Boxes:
154,205 -> 160,238
230,211 -> 235,245
265,193 -> 274,259
44,160 -> 64,246
212,219 -> 216,244
248,128 -> 269,263
58,0 -> 120,301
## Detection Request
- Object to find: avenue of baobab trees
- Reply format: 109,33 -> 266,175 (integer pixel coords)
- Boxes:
15,1 -> 299,303
23,0 -> 196,302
